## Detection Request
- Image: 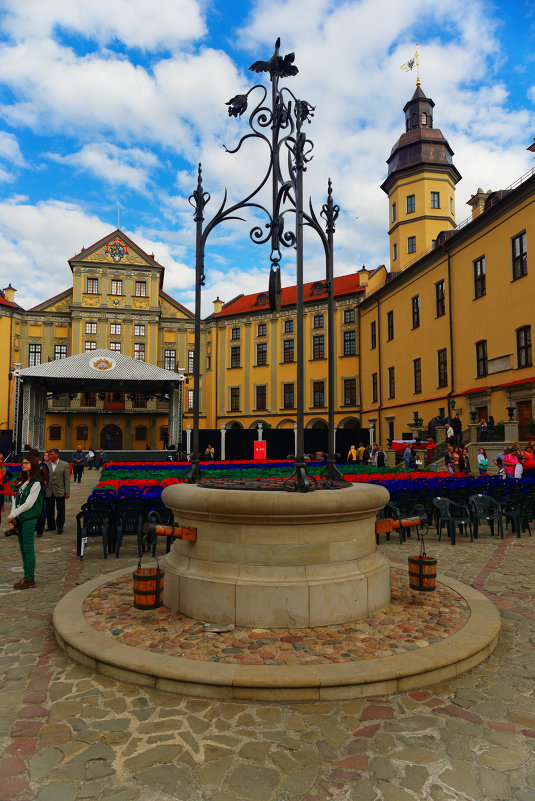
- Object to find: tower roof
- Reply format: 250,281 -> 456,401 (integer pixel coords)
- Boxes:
381,84 -> 461,194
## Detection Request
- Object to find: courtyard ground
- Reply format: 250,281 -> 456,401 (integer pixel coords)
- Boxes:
1,469 -> 534,801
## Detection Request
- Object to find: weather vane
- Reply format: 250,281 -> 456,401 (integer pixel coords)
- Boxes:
400,44 -> 420,86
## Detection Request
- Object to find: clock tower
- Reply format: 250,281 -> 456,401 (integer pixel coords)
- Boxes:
381,84 -> 461,271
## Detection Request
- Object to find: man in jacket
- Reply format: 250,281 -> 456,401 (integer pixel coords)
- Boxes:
45,448 -> 70,533
71,445 -> 86,483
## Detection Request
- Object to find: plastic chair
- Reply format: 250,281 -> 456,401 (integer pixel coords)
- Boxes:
468,494 -> 504,540
114,501 -> 145,558
432,497 -> 473,545
504,496 -> 532,538
76,508 -> 114,559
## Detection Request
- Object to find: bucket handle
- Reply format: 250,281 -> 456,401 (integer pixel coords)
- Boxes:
137,553 -> 162,572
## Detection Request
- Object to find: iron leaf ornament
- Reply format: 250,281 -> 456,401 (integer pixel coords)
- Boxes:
226,94 -> 248,118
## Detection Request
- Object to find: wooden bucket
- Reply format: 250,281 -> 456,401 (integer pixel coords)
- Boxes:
133,560 -> 164,610
408,554 -> 437,592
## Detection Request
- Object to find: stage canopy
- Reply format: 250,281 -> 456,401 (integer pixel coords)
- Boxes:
14,350 -> 185,452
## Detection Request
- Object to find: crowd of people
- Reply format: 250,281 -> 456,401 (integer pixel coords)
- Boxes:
347,443 -> 386,467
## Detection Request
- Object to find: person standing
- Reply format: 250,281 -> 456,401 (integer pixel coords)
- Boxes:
45,448 -> 70,533
97,448 -> 106,470
87,446 -> 96,470
356,442 -> 366,464
347,444 -> 357,463
71,445 -> 86,483
0,453 -> 14,526
7,456 -> 43,589
28,449 -> 49,538
452,413 -> 462,446
477,448 -> 489,475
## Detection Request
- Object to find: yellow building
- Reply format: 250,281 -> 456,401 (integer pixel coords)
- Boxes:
11,230 -> 194,451
203,273 -> 364,432
360,85 -> 535,443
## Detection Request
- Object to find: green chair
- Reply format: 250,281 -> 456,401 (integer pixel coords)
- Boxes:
468,494 -> 504,540
432,497 -> 473,546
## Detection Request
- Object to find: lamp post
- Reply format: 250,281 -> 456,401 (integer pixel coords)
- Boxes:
184,39 -> 346,491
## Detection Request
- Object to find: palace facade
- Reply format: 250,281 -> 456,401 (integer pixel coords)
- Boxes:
0,81 -> 533,451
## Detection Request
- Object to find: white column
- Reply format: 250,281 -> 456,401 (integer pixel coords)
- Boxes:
369,422 -> 375,450
186,423 -> 191,458
257,423 -> 263,441
221,424 -> 227,461
293,423 -> 298,457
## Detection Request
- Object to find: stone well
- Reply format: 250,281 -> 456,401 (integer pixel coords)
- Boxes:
161,482 -> 390,628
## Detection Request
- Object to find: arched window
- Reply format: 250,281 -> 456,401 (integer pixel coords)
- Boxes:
421,112 -> 427,126
255,293 -> 268,306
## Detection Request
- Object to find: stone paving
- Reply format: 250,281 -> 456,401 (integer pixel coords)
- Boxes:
1,469 -> 535,800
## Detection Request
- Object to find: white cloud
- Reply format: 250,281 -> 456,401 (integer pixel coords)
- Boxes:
47,143 -> 160,192
1,0 -> 206,50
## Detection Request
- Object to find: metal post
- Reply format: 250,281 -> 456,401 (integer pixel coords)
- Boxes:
186,423 -> 192,459
221,424 -> 226,461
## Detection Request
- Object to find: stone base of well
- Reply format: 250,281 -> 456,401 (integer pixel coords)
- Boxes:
161,482 -> 391,628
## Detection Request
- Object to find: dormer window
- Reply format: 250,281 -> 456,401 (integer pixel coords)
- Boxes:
310,281 -> 325,296
255,292 -> 268,306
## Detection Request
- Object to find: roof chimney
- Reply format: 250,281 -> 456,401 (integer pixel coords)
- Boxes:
212,296 -> 223,314
3,283 -> 16,303
358,265 -> 369,286
467,188 -> 492,220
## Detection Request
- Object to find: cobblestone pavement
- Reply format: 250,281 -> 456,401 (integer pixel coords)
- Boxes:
1,470 -> 535,801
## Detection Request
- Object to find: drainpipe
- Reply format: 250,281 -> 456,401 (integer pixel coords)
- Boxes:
377,300 -> 383,445
445,248 -> 455,419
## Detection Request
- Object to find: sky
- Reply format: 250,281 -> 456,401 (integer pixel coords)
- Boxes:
0,0 -> 533,315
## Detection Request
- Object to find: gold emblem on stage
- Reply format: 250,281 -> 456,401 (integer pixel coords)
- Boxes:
91,358 -> 113,370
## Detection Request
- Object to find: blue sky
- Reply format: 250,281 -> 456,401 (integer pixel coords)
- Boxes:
0,0 -> 533,314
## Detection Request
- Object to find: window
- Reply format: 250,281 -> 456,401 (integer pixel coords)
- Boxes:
388,367 -> 395,399
437,348 -> 448,387
85,341 -> 97,352
164,350 -> 176,371
230,346 -> 240,368
256,385 -> 267,411
391,202 -> 396,222
413,358 -> 422,394
284,319 -> 293,333
188,350 -> 194,374
406,194 -> 415,214
476,340 -> 488,378
53,394 -> 70,408
370,321 -> 376,349
256,342 -> 267,366
283,339 -> 294,363
132,394 -> 147,408
344,308 -> 355,324
421,112 -> 427,126
512,232 -> 527,280
76,426 -> 88,440
187,390 -> 194,410
344,330 -> 356,356
87,278 -> 98,294
111,279 -> 122,296
312,334 -> 324,360
388,420 -> 395,441
49,425 -> 61,441
135,281 -> 147,297
313,381 -> 325,408
230,387 -> 240,412
313,314 -> 324,329
517,326 -> 532,368
110,342 -> 121,353
257,323 -> 267,337
135,425 -> 148,441
85,322 -> 97,334
344,378 -> 357,406
474,257 -> 486,299
450,197 -> 454,214
110,323 -> 121,335
411,295 -> 420,329
134,324 -> 145,336
54,345 -> 67,360
431,191 -> 440,209
372,373 -> 378,403
231,327 -> 240,340
393,243 -> 397,261
310,282 -> 324,296
82,392 -> 96,406
386,311 -> 394,341
435,280 -> 446,317
206,354 -> 211,370
283,383 -> 294,409
134,342 -> 145,361
29,344 -> 41,367
407,236 -> 416,254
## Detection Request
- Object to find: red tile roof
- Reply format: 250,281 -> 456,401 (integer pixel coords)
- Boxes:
214,273 -> 363,318
0,294 -> 17,308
